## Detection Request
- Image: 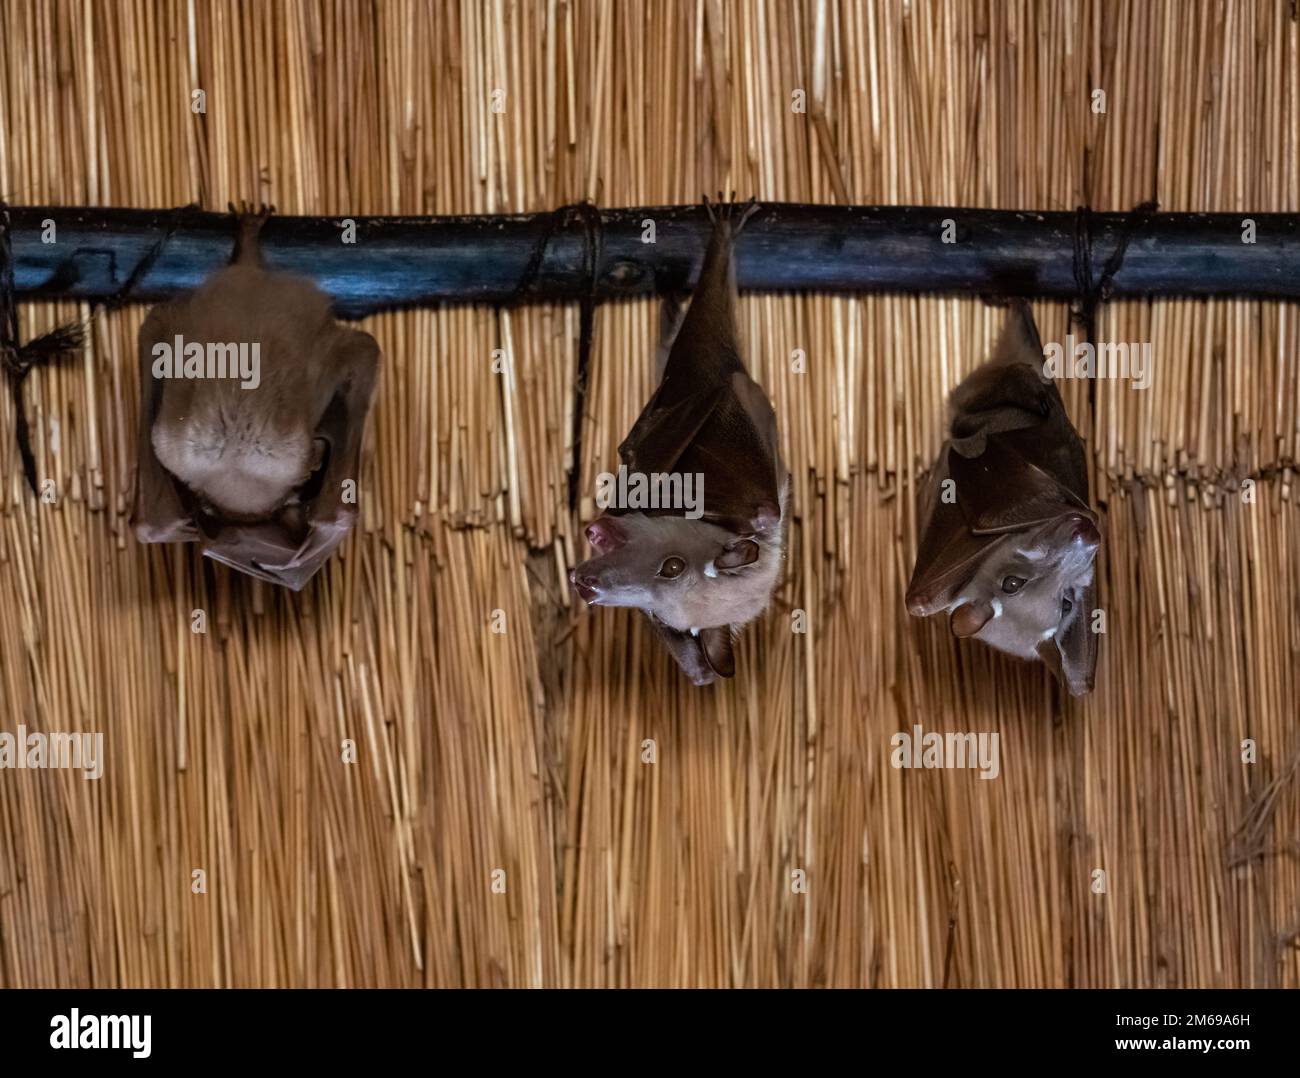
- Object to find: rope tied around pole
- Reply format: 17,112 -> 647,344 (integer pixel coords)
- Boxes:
0,201 -> 195,495
1070,199 -> 1159,344
1066,199 -> 1158,507
511,200 -> 604,513
1,202 -> 86,494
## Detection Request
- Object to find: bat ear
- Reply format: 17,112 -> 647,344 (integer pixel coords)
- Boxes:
716,538 -> 759,569
1044,581 -> 1098,696
950,601 -> 993,638
585,516 -> 627,553
699,626 -> 736,678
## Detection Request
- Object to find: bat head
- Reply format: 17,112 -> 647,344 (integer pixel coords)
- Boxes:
907,510 -> 1100,695
152,403 -> 324,520
570,502 -> 785,636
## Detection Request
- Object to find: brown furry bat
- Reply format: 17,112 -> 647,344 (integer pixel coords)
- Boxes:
131,208 -> 379,590
570,199 -> 789,685
906,300 -> 1100,696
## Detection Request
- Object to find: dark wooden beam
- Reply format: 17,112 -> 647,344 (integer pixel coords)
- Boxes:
7,203 -> 1300,318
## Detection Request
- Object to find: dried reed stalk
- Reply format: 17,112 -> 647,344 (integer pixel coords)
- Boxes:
0,0 -> 1296,989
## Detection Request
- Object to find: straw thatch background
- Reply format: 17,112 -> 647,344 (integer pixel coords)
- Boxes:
2,0 -> 1298,988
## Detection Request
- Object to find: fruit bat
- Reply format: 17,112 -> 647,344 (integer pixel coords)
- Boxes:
131,208 -> 379,591
569,199 -> 789,685
905,300 -> 1100,696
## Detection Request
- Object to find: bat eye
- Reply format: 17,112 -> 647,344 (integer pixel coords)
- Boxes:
658,556 -> 687,579
1001,575 -> 1027,594
1061,594 -> 1073,614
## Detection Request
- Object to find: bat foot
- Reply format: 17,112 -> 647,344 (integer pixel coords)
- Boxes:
228,201 -> 275,264
701,192 -> 759,233
227,199 -> 276,221
568,567 -> 600,605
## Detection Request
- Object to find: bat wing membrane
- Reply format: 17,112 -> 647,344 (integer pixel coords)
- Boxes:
249,327 -> 380,590
618,370 -> 781,535
618,382 -> 727,476
132,304 -> 202,543
949,437 -> 1092,535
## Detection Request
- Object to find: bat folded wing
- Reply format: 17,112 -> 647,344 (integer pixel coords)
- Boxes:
949,436 -> 1093,535
906,447 -> 990,615
618,369 -> 783,535
617,382 -> 727,476
907,432 -> 1095,614
197,512 -> 356,592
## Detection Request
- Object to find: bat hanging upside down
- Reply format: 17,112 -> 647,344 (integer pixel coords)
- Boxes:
131,206 -> 380,590
905,300 -> 1101,696
570,198 -> 790,685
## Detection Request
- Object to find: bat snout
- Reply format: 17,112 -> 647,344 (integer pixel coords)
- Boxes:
569,567 -> 601,605
905,582 -> 945,618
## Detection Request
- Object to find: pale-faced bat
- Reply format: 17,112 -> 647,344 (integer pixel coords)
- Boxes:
131,208 -> 379,590
905,300 -> 1100,696
570,199 -> 789,685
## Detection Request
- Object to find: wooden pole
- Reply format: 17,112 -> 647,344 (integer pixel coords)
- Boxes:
8,203 -> 1300,316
